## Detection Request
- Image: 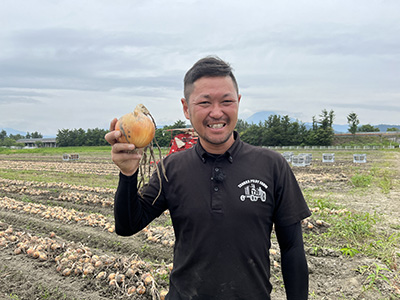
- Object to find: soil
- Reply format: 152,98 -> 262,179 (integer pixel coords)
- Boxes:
0,150 -> 399,300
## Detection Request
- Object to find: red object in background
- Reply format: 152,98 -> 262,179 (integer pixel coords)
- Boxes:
166,128 -> 198,156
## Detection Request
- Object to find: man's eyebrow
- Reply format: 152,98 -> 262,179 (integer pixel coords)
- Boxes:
200,93 -> 236,99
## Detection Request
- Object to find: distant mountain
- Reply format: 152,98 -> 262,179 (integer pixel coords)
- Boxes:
295,122 -> 349,133
0,127 -> 27,136
0,128 -> 55,138
375,124 -> 400,132
332,124 -> 349,133
244,111 -> 348,132
245,111 -> 279,124
244,111 -> 399,133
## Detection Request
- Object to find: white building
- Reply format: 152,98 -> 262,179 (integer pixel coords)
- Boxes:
16,138 -> 57,148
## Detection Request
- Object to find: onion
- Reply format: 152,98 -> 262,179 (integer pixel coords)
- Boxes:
136,284 -> 146,295
160,290 -> 168,300
115,104 -> 156,148
141,273 -> 154,286
96,271 -> 107,280
127,286 -> 136,295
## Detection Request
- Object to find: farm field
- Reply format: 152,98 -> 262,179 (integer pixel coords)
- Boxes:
0,147 -> 399,299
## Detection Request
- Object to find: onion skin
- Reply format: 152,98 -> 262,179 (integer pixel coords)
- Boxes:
115,104 -> 155,148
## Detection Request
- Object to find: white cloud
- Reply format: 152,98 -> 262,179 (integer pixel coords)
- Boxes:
0,0 -> 399,135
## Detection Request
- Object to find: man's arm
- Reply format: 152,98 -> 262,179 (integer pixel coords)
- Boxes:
114,169 -> 167,236
105,118 -> 163,236
114,171 -> 147,236
275,221 -> 309,300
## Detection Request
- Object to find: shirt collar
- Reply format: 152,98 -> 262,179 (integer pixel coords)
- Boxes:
195,131 -> 242,164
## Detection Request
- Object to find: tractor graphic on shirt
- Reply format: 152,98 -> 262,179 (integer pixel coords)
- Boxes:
240,183 -> 267,202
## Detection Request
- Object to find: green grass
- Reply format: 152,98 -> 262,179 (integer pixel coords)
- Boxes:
370,164 -> 394,194
351,172 -> 373,188
305,196 -> 400,269
312,195 -> 341,211
0,145 -> 170,156
0,146 -> 111,155
357,263 -> 391,293
350,161 -> 395,193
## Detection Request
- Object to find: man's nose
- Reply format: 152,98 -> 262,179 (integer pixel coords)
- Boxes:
209,103 -> 224,119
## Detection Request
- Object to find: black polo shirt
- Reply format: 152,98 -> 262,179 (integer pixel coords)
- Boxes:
115,132 -> 311,300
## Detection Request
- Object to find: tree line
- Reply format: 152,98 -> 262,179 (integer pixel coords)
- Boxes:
237,109 -> 335,146
237,111 -> 398,147
0,130 -> 43,147
1,110 -> 398,148
52,110 -> 334,147
56,128 -> 110,147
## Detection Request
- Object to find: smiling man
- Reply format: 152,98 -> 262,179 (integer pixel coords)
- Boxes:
181,60 -> 241,154
181,75 -> 240,154
105,56 -> 311,300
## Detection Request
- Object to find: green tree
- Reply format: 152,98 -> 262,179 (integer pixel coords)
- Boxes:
239,115 -> 307,146
387,127 -> 400,132
172,120 -> 187,129
235,119 -> 250,134
0,130 -> 6,142
57,128 -> 108,147
2,137 -> 20,147
288,121 -> 308,146
9,134 -> 25,140
85,128 -> 108,146
31,131 -> 43,138
319,109 -> 334,129
76,128 -> 86,146
241,123 -> 265,146
154,120 -> 188,148
56,129 -> 70,146
347,112 -> 359,135
358,124 -> 379,132
306,109 -> 335,146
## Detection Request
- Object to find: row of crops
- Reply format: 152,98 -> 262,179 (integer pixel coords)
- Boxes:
1,150 -> 399,299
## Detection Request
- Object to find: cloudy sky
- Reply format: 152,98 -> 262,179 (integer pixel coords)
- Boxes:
1,0 -> 399,136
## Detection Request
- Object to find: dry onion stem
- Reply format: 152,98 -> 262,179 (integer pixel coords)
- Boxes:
135,105 -> 168,205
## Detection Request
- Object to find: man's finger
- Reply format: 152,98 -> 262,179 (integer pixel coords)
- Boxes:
105,131 -> 116,145
109,118 -> 118,131
105,129 -> 122,146
112,142 -> 136,153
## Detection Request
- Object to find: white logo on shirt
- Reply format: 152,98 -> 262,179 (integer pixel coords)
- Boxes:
237,179 -> 268,202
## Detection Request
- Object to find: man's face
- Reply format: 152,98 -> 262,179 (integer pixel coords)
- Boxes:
181,76 -> 241,154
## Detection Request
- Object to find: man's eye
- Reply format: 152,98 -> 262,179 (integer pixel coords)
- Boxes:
223,100 -> 234,105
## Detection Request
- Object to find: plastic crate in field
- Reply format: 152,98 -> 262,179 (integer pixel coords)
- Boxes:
62,153 -> 80,161
282,152 -> 293,163
322,153 -> 335,163
299,153 -> 312,165
353,154 -> 367,163
292,155 -> 306,167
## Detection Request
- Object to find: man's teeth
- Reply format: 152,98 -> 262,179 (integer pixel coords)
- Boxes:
208,123 -> 225,129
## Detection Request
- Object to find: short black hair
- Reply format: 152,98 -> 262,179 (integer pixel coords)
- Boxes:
183,56 -> 239,101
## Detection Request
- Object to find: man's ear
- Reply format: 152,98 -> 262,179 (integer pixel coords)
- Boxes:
181,98 -> 190,120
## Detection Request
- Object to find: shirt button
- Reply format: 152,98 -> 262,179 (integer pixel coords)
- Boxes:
215,167 -> 219,172
214,186 -> 219,192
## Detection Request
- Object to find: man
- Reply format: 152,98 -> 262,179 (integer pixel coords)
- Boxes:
105,56 -> 311,299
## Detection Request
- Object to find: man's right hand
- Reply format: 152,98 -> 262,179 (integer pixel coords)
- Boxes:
104,118 -> 142,177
